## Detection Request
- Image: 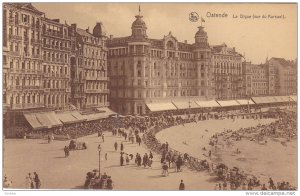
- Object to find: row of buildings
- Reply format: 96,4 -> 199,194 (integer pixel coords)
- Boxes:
3,3 -> 297,118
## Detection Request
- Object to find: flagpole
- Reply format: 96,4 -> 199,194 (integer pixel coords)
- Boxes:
201,16 -> 202,26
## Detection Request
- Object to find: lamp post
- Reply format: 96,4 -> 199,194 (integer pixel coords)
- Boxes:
98,144 -> 102,177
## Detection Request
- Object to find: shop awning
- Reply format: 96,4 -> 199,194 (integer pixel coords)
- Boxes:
172,101 -> 200,109
35,112 -> 62,128
96,107 -> 116,116
146,102 -> 177,112
217,100 -> 240,107
195,100 -> 220,108
71,111 -> 87,121
289,95 -> 297,102
251,96 -> 274,104
24,113 -> 47,130
236,99 -> 255,105
56,112 -> 81,124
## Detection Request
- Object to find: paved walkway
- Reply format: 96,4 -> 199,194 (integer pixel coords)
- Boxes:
4,131 -> 216,190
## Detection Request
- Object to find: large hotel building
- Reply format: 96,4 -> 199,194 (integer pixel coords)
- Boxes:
107,12 -> 245,114
3,3 -> 109,136
3,3 -> 296,119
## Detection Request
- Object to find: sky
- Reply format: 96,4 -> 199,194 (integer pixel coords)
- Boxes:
33,3 -> 297,64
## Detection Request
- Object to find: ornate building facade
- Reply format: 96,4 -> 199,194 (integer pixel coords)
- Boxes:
69,23 -> 109,109
41,18 -> 72,109
3,3 -> 45,111
107,13 -> 213,115
211,43 -> 243,99
243,61 -> 276,97
268,57 -> 297,96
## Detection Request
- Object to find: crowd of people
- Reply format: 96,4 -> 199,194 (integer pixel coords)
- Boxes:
84,171 -> 113,189
141,109 -> 297,190
8,102 -> 296,190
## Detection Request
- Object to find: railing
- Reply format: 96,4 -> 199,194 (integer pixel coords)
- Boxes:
32,54 -> 41,59
31,39 -> 42,44
85,89 -> 110,93
9,51 -> 20,56
9,34 -> 22,40
12,103 -> 44,109
86,76 -> 109,81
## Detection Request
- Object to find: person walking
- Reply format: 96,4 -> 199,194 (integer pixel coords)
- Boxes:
120,142 -> 124,152
105,153 -> 108,161
25,173 -> 34,189
3,176 -> 12,188
120,154 -> 124,166
33,172 -> 41,189
102,134 -> 105,142
64,146 -> 68,157
179,180 -> 185,190
47,135 -> 51,143
162,162 -> 169,177
114,142 -> 118,151
149,151 -> 153,160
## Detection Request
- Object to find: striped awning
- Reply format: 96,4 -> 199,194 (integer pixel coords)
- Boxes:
236,99 -> 255,105
172,101 -> 200,109
24,113 -> 47,130
217,100 -> 240,107
194,100 -> 220,108
146,102 -> 177,112
56,112 -> 81,124
24,112 -> 62,129
289,95 -> 297,102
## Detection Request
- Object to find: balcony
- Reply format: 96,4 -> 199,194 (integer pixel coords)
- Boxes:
86,76 -> 109,81
9,51 -> 20,56
31,39 -> 42,44
73,93 -> 85,99
9,34 -> 22,40
24,37 -> 29,42
11,103 -> 44,110
8,86 -> 42,91
44,88 -> 50,93
66,88 -> 71,93
32,54 -> 41,59
9,18 -> 14,25
85,89 -> 110,94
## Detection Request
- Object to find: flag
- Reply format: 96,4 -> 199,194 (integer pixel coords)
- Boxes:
201,17 -> 205,22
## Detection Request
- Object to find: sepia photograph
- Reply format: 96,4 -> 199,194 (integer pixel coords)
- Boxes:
1,2 -> 297,192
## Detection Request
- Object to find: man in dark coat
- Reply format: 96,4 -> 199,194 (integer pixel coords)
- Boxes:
114,142 -> 118,151
179,180 -> 185,190
120,142 -> 124,151
120,155 -> 124,166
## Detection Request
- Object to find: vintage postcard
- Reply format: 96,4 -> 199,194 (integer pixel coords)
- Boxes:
2,2 -> 297,192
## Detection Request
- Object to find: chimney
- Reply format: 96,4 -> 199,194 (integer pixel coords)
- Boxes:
184,40 -> 187,44
71,23 -> 77,30
110,34 -> 114,39
52,19 -> 60,23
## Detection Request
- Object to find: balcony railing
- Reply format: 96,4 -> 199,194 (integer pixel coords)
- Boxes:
9,51 -> 20,56
8,86 -> 42,90
9,34 -> 22,40
85,89 -> 110,94
31,39 -> 42,44
11,103 -> 44,109
86,76 -> 109,81
32,54 -> 41,59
